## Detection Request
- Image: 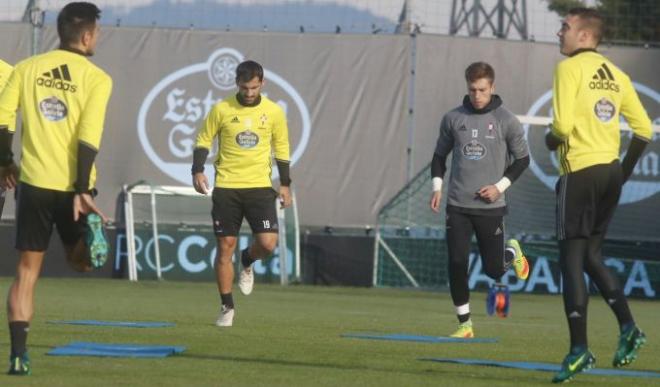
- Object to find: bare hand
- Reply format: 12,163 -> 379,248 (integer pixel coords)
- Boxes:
279,186 -> 292,208
0,163 -> 18,190
476,185 -> 501,203
73,192 -> 108,222
192,172 -> 210,195
429,191 -> 442,213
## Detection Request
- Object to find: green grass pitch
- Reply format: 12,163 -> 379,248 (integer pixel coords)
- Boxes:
0,278 -> 657,386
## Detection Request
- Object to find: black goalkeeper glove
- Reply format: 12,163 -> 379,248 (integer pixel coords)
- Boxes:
545,130 -> 563,151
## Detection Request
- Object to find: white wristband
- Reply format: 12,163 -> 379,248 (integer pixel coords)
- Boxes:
432,177 -> 443,192
494,177 -> 512,193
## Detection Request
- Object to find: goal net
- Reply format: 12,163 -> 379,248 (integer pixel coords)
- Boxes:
121,182 -> 300,284
373,115 -> 660,290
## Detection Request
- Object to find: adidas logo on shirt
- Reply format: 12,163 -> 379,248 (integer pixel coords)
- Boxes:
589,63 -> 619,92
36,64 -> 77,92
231,116 -> 240,123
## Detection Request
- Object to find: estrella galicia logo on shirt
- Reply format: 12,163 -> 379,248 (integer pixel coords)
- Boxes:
39,96 -> 68,121
236,130 -> 259,148
36,64 -> 77,93
594,98 -> 616,122
138,47 -> 311,185
462,140 -> 486,160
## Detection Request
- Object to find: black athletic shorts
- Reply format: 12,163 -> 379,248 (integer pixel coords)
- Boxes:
15,182 -> 86,251
555,160 -> 622,240
211,187 -> 279,237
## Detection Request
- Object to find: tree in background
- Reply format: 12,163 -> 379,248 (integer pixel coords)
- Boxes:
545,0 -> 660,44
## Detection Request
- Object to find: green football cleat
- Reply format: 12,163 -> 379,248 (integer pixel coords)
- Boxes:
7,353 -> 30,376
86,213 -> 109,269
612,325 -> 646,367
551,349 -> 595,383
506,239 -> 529,280
449,320 -> 474,338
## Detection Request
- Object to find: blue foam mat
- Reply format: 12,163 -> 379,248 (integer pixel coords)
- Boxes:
421,358 -> 660,379
48,320 -> 175,328
48,342 -> 185,358
342,333 -> 497,344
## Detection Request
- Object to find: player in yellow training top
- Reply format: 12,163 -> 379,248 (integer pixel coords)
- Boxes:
192,60 -> 291,328
0,59 -> 13,218
545,8 -> 652,383
0,2 -> 112,376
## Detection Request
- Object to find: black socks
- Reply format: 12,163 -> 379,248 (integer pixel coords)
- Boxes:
220,293 -> 234,309
241,248 -> 257,268
9,321 -> 29,357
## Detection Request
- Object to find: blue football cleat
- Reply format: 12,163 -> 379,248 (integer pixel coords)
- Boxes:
487,283 -> 509,318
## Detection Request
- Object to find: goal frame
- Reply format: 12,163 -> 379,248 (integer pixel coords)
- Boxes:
122,182 -> 300,284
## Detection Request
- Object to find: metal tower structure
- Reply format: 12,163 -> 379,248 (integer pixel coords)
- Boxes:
23,0 -> 44,55
450,0 -> 528,40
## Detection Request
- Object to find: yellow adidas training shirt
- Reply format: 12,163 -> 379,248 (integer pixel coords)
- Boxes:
195,94 -> 290,188
0,49 -> 112,191
552,50 -> 652,175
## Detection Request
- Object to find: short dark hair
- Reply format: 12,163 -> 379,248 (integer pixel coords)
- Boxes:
235,60 -> 264,83
568,7 -> 604,44
57,2 -> 101,46
465,62 -> 495,84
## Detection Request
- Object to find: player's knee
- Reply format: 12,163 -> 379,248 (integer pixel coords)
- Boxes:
260,242 -> 277,256
482,261 -> 504,280
256,237 -> 277,255
486,268 -> 504,280
218,238 -> 237,252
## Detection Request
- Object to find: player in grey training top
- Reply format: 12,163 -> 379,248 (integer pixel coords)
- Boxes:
429,62 -> 531,338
